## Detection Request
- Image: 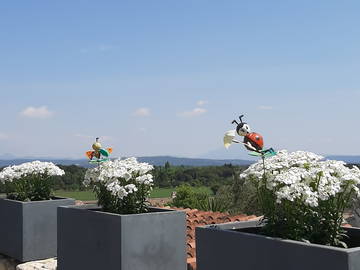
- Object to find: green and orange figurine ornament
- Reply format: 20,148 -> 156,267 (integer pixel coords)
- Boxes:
85,137 -> 113,163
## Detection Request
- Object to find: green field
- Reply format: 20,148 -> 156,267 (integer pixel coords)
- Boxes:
55,186 -> 211,201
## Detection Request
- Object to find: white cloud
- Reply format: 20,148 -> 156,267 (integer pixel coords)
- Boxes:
197,100 -> 208,106
20,106 -> 53,119
178,107 -> 207,117
257,105 -> 273,110
134,107 -> 151,117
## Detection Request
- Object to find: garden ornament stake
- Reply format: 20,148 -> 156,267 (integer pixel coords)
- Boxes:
85,137 -> 113,163
223,115 -> 277,161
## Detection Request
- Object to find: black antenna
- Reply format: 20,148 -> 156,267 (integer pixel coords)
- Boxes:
232,120 -> 239,125
239,115 -> 244,123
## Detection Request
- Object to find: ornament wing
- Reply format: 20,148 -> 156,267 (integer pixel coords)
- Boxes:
223,130 -> 236,149
262,148 -> 277,158
85,151 -> 94,159
100,148 -> 109,157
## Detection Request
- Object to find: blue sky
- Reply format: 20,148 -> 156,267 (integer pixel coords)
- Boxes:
1,1 -> 360,159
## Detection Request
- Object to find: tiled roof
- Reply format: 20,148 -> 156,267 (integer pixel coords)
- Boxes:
168,207 -> 260,270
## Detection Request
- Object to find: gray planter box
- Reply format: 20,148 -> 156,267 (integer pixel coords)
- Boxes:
57,205 -> 187,270
196,221 -> 360,270
0,196 -> 75,262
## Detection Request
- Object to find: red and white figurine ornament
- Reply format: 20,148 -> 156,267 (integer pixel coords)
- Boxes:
224,115 -> 276,157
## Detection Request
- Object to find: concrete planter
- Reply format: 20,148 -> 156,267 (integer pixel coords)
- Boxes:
0,196 -> 75,262
57,205 -> 187,270
196,221 -> 360,270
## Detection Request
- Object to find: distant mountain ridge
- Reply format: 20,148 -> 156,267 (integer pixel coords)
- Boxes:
1,155 -> 359,168
136,156 -> 253,166
325,155 -> 360,164
0,156 -> 253,168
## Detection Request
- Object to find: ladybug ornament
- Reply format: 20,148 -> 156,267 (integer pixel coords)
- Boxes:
243,132 -> 264,151
224,115 -> 276,158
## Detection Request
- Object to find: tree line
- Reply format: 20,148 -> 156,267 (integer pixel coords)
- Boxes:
0,163 -> 248,193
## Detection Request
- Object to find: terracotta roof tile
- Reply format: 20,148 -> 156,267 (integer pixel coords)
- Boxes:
170,207 -> 259,270
75,200 -> 85,205
187,247 -> 196,258
187,241 -> 196,249
222,216 -> 232,222
246,215 -> 259,220
187,257 -> 197,270
186,233 -> 194,242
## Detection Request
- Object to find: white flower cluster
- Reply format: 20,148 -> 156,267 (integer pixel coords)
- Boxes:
136,174 -> 154,185
241,150 -> 360,207
0,161 -> 65,183
84,157 -> 154,199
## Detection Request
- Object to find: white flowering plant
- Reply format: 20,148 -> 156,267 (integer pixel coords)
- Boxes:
84,157 -> 154,214
241,150 -> 360,247
0,161 -> 65,201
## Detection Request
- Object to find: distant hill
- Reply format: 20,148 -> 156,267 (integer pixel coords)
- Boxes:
199,146 -> 258,160
136,156 -> 252,166
0,156 -> 253,168
325,155 -> 360,164
0,158 -> 91,168
1,155 -> 358,168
